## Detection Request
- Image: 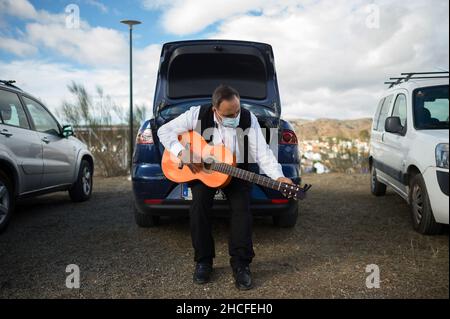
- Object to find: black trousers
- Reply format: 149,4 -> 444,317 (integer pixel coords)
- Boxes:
189,178 -> 255,270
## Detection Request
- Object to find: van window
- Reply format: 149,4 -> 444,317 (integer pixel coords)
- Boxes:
375,94 -> 394,131
0,90 -> 30,129
413,85 -> 449,130
372,98 -> 385,131
392,94 -> 407,127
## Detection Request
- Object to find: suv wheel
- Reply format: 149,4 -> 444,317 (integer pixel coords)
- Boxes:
409,173 -> 442,235
273,200 -> 299,228
134,202 -> 160,227
69,160 -> 93,202
370,165 -> 386,196
0,171 -> 14,234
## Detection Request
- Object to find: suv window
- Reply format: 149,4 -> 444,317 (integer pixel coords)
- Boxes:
375,94 -> 394,131
392,94 -> 407,127
0,89 -> 30,129
23,97 -> 61,136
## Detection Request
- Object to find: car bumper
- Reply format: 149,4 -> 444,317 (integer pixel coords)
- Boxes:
135,198 -> 295,216
132,161 -> 301,217
422,167 -> 449,225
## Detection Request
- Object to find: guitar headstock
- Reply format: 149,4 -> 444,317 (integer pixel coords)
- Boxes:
279,183 -> 312,200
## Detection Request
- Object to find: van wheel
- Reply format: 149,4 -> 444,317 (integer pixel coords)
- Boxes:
69,160 -> 93,202
371,166 -> 386,196
409,173 -> 442,235
273,201 -> 298,228
0,171 -> 14,234
134,202 -> 160,227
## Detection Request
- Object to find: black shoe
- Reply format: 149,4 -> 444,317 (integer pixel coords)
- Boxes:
233,266 -> 253,290
193,263 -> 213,284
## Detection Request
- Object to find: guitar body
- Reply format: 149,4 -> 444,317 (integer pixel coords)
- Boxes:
161,130 -> 235,188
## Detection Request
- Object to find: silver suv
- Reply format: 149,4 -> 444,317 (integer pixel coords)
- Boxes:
0,80 -> 94,233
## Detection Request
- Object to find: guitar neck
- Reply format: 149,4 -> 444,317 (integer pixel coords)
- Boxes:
212,162 -> 283,192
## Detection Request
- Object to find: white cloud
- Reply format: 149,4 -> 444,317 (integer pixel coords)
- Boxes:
85,0 -> 108,13
138,0 -> 448,119
141,0 -> 173,10
25,22 -> 128,66
0,0 -> 37,20
1,0 -> 448,121
0,50 -> 160,120
207,0 -> 449,119
0,36 -> 37,56
159,0 -> 268,35
0,0 -> 160,120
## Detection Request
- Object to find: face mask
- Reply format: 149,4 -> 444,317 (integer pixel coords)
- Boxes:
216,110 -> 240,128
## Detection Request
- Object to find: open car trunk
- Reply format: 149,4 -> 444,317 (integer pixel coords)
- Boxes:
153,40 -> 281,117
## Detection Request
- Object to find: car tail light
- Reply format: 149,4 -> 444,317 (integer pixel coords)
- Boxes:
136,128 -> 154,145
271,199 -> 289,204
280,129 -> 298,145
144,199 -> 163,204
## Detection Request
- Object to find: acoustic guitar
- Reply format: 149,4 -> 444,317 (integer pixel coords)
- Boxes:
161,130 -> 311,200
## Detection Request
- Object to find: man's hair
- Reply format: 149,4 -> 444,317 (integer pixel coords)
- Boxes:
212,84 -> 240,108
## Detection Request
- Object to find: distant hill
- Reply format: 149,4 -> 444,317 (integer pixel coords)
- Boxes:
289,118 -> 373,140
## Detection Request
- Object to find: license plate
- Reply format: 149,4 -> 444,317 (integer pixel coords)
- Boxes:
182,184 -> 226,200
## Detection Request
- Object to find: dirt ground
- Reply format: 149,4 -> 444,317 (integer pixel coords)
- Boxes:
0,173 -> 448,299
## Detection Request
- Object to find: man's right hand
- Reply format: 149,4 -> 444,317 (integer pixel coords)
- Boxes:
178,149 -> 203,173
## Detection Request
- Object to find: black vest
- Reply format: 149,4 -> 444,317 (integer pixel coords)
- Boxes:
196,104 -> 251,169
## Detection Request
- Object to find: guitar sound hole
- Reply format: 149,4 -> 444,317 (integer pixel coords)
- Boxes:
203,157 -> 215,172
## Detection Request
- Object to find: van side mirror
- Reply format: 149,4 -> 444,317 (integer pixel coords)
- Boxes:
385,117 -> 403,134
62,125 -> 74,138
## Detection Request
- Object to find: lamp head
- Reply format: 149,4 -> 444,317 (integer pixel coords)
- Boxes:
120,20 -> 142,29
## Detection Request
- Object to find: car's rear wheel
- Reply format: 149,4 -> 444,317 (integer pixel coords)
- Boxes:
370,165 -> 386,196
409,173 -> 442,235
69,160 -> 93,202
0,171 -> 14,234
272,200 -> 298,228
134,202 -> 160,227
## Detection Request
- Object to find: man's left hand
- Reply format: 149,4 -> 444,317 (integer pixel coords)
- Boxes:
276,177 -> 294,185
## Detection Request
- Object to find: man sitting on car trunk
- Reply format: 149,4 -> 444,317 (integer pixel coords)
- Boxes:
157,84 -> 293,290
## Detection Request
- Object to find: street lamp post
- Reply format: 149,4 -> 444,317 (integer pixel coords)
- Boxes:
120,19 -> 141,173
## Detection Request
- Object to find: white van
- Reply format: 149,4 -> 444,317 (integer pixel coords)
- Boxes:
369,72 -> 449,235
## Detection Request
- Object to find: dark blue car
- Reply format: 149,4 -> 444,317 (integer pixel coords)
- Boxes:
132,40 -> 301,228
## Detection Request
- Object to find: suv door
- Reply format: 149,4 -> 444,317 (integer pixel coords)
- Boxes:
382,92 -> 409,195
22,96 -> 76,188
0,89 -> 43,192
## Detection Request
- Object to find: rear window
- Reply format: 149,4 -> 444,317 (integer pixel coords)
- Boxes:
167,53 -> 267,100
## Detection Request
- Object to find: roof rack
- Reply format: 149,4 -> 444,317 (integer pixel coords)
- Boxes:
0,80 -> 22,91
385,71 -> 449,88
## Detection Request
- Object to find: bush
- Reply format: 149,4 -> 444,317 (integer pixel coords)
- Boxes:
57,82 -> 147,177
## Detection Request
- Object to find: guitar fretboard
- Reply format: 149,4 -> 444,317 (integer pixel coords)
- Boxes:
212,162 -> 286,192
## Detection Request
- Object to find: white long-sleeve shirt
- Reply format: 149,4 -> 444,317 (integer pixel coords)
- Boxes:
157,105 -> 284,180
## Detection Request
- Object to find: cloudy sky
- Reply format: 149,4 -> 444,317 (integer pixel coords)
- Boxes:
0,0 -> 448,121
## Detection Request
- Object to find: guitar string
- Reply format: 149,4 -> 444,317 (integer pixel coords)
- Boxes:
212,162 -> 299,195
